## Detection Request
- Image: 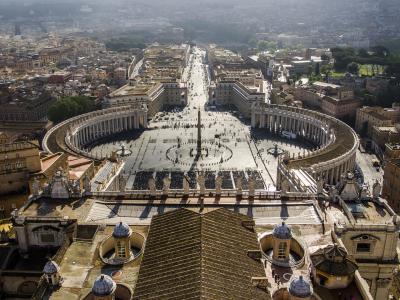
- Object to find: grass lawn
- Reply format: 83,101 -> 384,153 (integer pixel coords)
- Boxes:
359,64 -> 386,76
330,71 -> 346,78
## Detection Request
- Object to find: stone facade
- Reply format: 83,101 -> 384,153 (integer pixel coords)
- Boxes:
209,81 -> 265,118
0,141 -> 41,195
382,159 -> 400,212
355,105 -> 400,137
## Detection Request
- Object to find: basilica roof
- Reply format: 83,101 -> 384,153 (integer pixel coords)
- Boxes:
132,208 -> 267,300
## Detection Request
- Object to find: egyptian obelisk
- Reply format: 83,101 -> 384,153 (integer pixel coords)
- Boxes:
197,108 -> 202,154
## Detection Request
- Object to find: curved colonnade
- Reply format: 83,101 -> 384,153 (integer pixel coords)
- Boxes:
43,106 -> 147,160
251,103 -> 359,186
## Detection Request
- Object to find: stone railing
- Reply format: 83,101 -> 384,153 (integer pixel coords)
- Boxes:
259,233 -> 306,269
92,189 -> 283,199
262,251 -> 306,269
256,104 -> 358,165
355,270 -> 374,300
99,232 -> 145,265
91,188 -> 316,200
255,103 -> 359,186
43,106 -> 147,158
277,161 -> 316,193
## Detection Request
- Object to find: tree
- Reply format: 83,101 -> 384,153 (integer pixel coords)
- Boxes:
320,64 -> 333,81
371,45 -> 390,58
315,62 -> 320,75
48,96 -> 95,124
331,47 -> 356,71
257,40 -> 277,52
248,37 -> 258,48
347,62 -> 359,74
358,48 -> 369,58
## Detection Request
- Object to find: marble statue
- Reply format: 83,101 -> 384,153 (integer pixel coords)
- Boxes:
316,177 -> 324,194
148,178 -> 156,196
248,175 -> 255,197
236,175 -> 243,196
329,186 -> 338,201
197,172 -> 205,195
162,176 -> 171,195
372,180 -> 381,199
118,175 -> 127,191
32,177 -> 40,196
183,176 -> 190,195
215,175 -> 222,195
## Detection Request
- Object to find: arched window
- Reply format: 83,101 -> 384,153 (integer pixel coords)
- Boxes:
117,241 -> 126,257
278,242 -> 287,259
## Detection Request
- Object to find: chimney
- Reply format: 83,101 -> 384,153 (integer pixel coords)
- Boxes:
251,277 -> 269,291
242,220 -> 255,231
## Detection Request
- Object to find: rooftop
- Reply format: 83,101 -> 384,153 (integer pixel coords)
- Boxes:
312,81 -> 341,89
132,208 -> 268,300
46,224 -> 147,300
368,111 -> 391,121
329,200 -> 394,225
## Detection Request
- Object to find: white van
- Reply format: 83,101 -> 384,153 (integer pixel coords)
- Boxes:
282,131 -> 296,140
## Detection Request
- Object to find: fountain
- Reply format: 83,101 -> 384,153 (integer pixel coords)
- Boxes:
267,143 -> 284,157
116,143 -> 132,157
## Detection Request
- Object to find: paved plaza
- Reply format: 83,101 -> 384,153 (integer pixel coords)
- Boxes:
89,48 -> 314,191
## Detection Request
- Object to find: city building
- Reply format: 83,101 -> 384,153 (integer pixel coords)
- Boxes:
370,125 -> 400,158
382,159 -> 400,212
105,44 -> 189,116
30,153 -> 94,194
321,95 -> 361,119
355,104 -> 400,136
0,83 -> 55,122
294,82 -> 361,119
208,46 -> 266,117
385,143 -> 400,160
366,77 -> 390,95
0,140 -> 41,195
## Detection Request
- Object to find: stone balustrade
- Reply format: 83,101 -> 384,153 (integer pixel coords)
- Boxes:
252,103 -> 358,186
43,106 -> 147,159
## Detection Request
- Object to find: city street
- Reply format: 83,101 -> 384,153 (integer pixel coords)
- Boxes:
356,149 -> 384,185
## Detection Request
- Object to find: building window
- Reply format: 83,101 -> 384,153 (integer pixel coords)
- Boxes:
41,233 -> 55,243
117,241 -> 126,257
278,242 -> 287,259
356,243 -> 371,253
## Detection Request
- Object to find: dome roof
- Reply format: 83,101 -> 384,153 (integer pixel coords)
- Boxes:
324,244 -> 347,262
273,222 -> 292,239
310,244 -> 358,276
113,222 -> 132,238
43,260 -> 60,274
288,275 -> 312,298
92,274 -> 116,296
